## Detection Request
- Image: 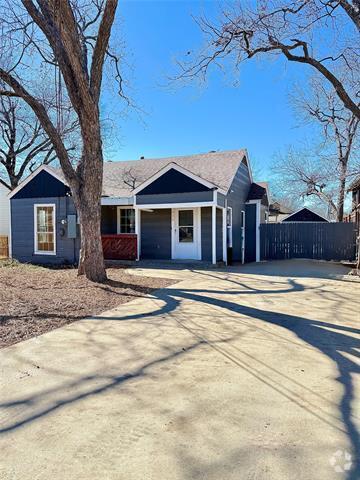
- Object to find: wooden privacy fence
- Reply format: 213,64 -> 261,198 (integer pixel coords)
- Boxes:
0,236 -> 9,258
260,223 -> 357,261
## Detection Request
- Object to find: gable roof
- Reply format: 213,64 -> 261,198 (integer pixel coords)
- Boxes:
133,162 -> 225,195
8,164 -> 68,199
9,149 -> 250,199
102,149 -> 249,197
282,207 -> 329,223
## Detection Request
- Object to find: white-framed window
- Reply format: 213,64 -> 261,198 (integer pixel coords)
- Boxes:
34,204 -> 56,255
227,206 -> 233,248
117,207 -> 135,234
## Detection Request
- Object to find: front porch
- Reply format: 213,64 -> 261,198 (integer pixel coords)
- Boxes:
100,203 -> 229,264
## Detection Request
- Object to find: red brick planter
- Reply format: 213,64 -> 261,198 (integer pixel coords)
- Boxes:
102,234 -> 137,260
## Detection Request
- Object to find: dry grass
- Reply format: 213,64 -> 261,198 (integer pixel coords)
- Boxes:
0,260 -> 172,348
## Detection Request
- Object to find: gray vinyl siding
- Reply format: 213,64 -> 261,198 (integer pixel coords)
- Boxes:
200,207 -> 223,262
216,208 -> 223,261
226,160 -> 252,261
140,209 -> 171,259
217,193 -> 226,208
11,196 -> 80,265
136,191 -> 213,205
201,207 -> 212,261
245,203 -> 257,262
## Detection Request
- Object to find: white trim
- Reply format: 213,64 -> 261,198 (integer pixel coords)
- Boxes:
133,162 -> 227,196
134,207 -> 141,261
171,207 -> 201,260
101,197 -> 133,206
241,210 -> 245,264
281,207 -> 329,223
227,206 -> 233,248
222,207 -> 227,264
134,201 -> 214,210
246,199 -> 261,262
9,165 -> 67,199
116,207 -> 136,234
242,150 -> 254,184
8,197 -> 12,258
34,203 -> 57,255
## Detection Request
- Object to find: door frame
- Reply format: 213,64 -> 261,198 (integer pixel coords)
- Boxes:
171,207 -> 202,260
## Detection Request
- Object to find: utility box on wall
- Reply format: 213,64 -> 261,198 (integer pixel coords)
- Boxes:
67,214 -> 77,238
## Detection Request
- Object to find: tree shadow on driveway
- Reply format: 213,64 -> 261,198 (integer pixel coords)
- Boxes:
0,275 -> 359,478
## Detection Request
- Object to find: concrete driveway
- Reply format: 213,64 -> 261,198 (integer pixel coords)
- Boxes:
1,260 -> 359,480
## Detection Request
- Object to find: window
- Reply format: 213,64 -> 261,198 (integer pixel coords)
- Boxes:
178,209 -> 194,243
35,204 -> 56,254
117,208 -> 135,234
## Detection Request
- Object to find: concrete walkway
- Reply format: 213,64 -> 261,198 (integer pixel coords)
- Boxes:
0,260 -> 359,480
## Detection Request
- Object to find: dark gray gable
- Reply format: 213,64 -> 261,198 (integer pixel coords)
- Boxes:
283,208 -> 328,222
12,170 -> 70,199
138,168 -> 212,195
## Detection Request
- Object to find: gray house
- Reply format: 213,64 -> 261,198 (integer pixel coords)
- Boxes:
9,149 -> 268,265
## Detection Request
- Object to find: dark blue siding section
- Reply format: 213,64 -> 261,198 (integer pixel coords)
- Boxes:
140,209 -> 171,259
245,203 -> 256,262
216,208 -> 223,261
227,159 -> 251,261
201,207 -> 212,261
13,170 -> 69,199
11,196 -> 80,265
139,169 -> 211,195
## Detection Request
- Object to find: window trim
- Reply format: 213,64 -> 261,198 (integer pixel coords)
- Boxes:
227,206 -> 233,248
34,203 -> 56,255
116,207 -> 135,234
178,208 -> 195,244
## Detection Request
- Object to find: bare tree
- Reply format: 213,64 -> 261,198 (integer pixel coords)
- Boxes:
0,0 -> 123,282
178,1 -> 360,119
0,95 -> 78,190
294,77 -> 359,221
272,146 -> 340,219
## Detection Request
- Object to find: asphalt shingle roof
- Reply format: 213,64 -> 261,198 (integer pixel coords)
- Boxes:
99,149 -> 247,197
51,149 -> 248,197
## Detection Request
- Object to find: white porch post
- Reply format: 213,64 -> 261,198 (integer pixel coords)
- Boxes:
135,207 -> 141,261
222,207 -> 227,264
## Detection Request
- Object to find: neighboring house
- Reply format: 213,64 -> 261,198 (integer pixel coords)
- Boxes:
9,149 -> 269,265
344,176 -> 360,232
0,183 -> 10,236
268,201 -> 293,223
282,207 -> 329,223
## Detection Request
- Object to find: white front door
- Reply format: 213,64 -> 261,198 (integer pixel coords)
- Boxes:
172,208 -> 201,260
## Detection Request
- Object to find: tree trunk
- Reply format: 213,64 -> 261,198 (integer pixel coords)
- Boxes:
337,173 -> 346,222
337,159 -> 347,222
77,201 -> 106,282
71,121 -> 107,282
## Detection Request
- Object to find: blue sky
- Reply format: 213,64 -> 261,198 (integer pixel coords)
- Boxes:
102,0 -> 314,181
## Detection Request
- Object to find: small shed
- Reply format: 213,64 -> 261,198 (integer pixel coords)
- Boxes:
282,207 -> 329,223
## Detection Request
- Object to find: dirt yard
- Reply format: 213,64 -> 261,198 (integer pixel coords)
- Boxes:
0,260 -> 172,348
